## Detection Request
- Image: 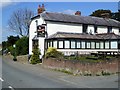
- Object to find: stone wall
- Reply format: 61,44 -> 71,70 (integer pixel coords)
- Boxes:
43,58 -> 119,75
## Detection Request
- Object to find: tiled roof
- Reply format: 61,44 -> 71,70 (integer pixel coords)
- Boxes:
47,32 -> 120,40
40,12 -> 120,28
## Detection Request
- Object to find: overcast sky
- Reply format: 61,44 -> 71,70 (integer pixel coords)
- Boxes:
1,1 -> 119,43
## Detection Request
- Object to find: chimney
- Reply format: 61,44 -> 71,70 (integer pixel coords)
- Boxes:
75,11 -> 81,16
37,4 -> 45,15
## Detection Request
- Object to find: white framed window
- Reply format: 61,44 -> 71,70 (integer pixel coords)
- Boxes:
59,41 -> 63,48
81,41 -> 85,48
111,41 -> 117,49
87,42 -> 90,48
77,41 -> 81,48
100,42 -> 104,49
65,41 -> 70,48
53,41 -> 57,48
91,42 -> 95,49
96,42 -> 100,49
71,41 -> 75,48
47,42 -> 50,48
105,42 -> 109,49
50,41 -> 52,47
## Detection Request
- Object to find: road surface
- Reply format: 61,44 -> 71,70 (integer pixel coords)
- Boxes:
1,56 -> 119,89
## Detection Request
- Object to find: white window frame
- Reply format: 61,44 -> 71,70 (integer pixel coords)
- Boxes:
71,41 -> 75,48
105,41 -> 109,49
81,41 -> 85,48
65,40 -> 70,48
53,41 -> 57,48
76,41 -> 81,48
91,42 -> 95,49
59,41 -> 63,48
111,41 -> 117,49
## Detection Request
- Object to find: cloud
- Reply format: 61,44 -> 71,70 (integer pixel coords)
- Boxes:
62,9 -> 76,15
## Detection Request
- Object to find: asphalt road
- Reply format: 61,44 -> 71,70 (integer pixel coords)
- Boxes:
1,56 -> 119,89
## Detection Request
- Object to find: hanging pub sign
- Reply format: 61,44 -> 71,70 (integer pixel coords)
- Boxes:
37,25 -> 45,37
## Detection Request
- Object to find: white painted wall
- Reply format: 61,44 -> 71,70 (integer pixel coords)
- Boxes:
46,22 -> 82,36
112,27 -> 120,35
29,17 -> 46,55
97,26 -> 107,33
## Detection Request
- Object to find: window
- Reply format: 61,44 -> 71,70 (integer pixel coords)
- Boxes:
76,41 -> 81,48
96,42 -> 100,49
83,24 -> 88,33
50,41 -> 52,47
53,41 -> 57,48
81,41 -> 85,48
59,41 -> 63,48
87,42 -> 90,48
91,42 -> 95,49
100,42 -> 104,49
65,41 -> 70,48
111,41 -> 117,49
105,42 -> 109,49
71,41 -> 75,48
47,41 -> 50,48
108,26 -> 112,33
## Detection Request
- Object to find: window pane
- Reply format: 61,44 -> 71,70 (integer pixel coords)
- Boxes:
59,41 -> 63,48
91,42 -> 95,49
53,41 -> 57,48
87,42 -> 90,48
100,42 -> 104,49
50,41 -> 52,47
71,41 -> 75,48
96,42 -> 99,48
111,41 -> 117,49
105,42 -> 109,49
81,41 -> 85,48
77,41 -> 81,48
48,42 -> 50,48
65,41 -> 70,48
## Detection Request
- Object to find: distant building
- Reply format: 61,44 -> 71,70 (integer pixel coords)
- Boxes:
29,6 -> 120,58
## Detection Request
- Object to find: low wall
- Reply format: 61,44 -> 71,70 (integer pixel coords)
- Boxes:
43,58 -> 119,75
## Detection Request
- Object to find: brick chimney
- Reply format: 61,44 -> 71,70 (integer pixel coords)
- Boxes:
37,4 -> 45,14
75,11 -> 81,16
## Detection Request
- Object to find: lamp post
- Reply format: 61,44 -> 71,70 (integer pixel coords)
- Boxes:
13,44 -> 17,61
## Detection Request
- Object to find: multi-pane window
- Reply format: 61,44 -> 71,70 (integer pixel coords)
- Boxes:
105,42 -> 109,49
91,42 -> 95,49
87,42 -> 90,48
50,41 -> 52,47
59,41 -> 63,48
76,41 -> 81,48
81,41 -> 85,48
65,41 -> 70,48
111,41 -> 117,49
53,41 -> 57,48
100,42 -> 104,49
96,42 -> 100,49
108,26 -> 112,33
71,41 -> 75,48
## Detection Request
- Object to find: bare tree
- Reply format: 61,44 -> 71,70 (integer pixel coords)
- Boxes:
8,8 -> 34,36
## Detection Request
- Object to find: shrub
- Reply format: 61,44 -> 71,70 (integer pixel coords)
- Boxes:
15,36 -> 29,55
45,47 -> 63,58
8,46 -> 14,55
30,48 -> 41,64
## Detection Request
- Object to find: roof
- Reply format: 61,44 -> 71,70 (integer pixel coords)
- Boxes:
46,32 -> 120,40
39,12 -> 120,28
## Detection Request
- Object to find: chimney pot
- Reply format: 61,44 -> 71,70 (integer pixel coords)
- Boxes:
75,11 -> 81,16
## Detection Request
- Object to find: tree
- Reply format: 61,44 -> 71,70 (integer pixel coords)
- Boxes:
15,36 -> 29,55
90,9 -> 120,22
90,9 -> 112,18
8,8 -> 34,36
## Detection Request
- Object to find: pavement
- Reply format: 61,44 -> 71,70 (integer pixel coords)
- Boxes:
0,56 -> 119,89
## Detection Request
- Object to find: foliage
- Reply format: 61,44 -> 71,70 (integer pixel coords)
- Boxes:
16,36 -> 29,55
90,9 -> 112,17
30,48 -> 41,64
45,47 -> 63,58
8,8 -> 34,36
8,46 -> 14,55
90,9 -> 120,21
